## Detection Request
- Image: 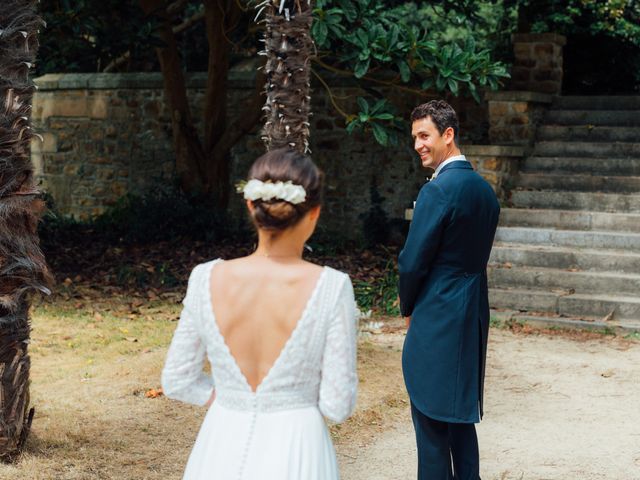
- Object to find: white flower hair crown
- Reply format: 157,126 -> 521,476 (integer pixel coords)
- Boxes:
239,179 -> 307,205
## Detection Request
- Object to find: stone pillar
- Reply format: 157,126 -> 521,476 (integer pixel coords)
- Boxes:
486,91 -> 553,146
463,145 -> 525,201
511,33 -> 566,95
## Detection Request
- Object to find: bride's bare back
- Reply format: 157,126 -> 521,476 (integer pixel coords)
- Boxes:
210,256 -> 324,392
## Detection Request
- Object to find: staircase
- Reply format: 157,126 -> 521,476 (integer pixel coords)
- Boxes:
488,96 -> 640,332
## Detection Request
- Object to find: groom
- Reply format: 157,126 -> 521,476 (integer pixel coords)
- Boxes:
398,100 -> 500,479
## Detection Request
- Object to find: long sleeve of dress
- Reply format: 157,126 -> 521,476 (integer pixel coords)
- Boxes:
318,275 -> 358,423
161,264 -> 215,406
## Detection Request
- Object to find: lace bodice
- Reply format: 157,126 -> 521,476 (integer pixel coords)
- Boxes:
161,259 -> 358,422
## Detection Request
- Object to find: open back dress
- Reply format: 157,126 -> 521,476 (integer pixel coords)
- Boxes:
161,259 -> 358,479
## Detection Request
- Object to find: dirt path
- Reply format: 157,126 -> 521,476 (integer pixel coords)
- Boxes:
338,328 -> 640,480
1,301 -> 638,479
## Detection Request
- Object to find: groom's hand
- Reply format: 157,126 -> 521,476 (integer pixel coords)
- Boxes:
405,316 -> 411,328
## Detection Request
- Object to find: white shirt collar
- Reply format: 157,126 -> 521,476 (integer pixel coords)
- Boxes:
434,154 -> 467,176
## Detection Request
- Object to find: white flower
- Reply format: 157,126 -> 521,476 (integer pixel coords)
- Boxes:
243,179 -> 306,204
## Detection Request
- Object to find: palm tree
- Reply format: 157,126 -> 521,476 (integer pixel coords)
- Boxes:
0,0 -> 51,461
258,0 -> 314,153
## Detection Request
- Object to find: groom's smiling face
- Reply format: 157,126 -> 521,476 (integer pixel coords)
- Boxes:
411,116 -> 451,170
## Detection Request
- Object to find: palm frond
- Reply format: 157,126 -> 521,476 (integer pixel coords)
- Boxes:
0,0 -> 51,461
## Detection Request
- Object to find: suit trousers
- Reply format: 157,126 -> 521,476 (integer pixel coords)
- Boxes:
410,402 -> 480,480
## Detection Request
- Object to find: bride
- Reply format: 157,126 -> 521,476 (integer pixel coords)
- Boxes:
161,148 -> 358,479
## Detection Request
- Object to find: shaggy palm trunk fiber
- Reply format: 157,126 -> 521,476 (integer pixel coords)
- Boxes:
260,0 -> 314,153
0,0 -> 51,461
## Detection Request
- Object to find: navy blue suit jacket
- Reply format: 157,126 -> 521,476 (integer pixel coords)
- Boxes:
398,160 -> 500,423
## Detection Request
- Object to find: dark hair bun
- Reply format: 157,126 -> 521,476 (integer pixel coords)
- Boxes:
247,148 -> 324,232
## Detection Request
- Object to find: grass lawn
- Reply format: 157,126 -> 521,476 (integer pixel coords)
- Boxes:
0,297 -> 407,480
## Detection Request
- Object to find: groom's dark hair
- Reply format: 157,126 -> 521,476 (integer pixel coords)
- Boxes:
410,100 -> 459,143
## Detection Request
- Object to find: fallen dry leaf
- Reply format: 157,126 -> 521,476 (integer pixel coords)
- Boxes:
602,310 -> 615,322
145,388 -> 164,398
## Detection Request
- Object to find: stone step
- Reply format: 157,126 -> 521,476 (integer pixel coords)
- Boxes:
495,226 -> 640,250
488,265 -> 640,296
490,243 -> 640,273
513,173 -> 640,193
499,208 -> 640,232
544,110 -> 640,126
537,125 -> 640,142
489,287 -> 640,321
533,141 -> 640,158
550,96 -> 640,111
510,191 -> 640,213
490,310 -> 640,333
522,157 -> 640,175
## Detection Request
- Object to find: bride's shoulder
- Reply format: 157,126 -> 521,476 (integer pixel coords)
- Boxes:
187,258 -> 224,281
318,264 -> 352,286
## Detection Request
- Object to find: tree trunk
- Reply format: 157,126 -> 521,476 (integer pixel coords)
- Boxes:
140,0 -> 208,194
0,0 -> 52,461
202,0 -> 238,206
261,0 -> 314,153
141,0 -> 265,207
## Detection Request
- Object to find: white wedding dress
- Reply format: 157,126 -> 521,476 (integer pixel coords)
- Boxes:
161,259 -> 358,480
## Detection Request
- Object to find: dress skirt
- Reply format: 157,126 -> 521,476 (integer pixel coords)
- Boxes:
183,403 -> 340,480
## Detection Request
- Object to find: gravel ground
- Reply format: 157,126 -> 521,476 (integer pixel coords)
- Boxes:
338,328 -> 640,480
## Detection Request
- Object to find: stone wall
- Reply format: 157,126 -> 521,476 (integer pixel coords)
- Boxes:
32,73 -> 208,219
31,71 -> 493,241
464,145 -> 525,200
486,91 -> 553,146
511,33 -> 566,95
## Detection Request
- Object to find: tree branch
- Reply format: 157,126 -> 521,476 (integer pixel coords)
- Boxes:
167,0 -> 190,16
211,69 -> 265,161
104,7 -> 205,72
312,57 -> 432,98
173,7 -> 205,34
311,69 -> 350,119
103,51 -> 131,73
139,0 -> 207,192
202,0 -> 243,153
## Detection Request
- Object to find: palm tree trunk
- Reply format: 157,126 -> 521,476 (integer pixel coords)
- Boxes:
0,0 -> 52,461
260,0 -> 314,153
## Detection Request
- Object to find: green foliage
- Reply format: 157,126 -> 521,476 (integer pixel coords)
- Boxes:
38,207 -> 88,251
624,331 -> 640,341
353,259 -> 400,316
40,184 -> 235,246
37,0 -> 159,74
520,0 -> 640,46
93,185 -> 233,244
311,0 -> 510,145
512,0 -> 640,92
345,97 -> 402,146
489,316 -> 504,328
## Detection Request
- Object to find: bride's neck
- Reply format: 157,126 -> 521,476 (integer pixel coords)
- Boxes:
253,229 -> 304,259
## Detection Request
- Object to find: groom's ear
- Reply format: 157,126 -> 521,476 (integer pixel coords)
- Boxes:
443,126 -> 455,145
